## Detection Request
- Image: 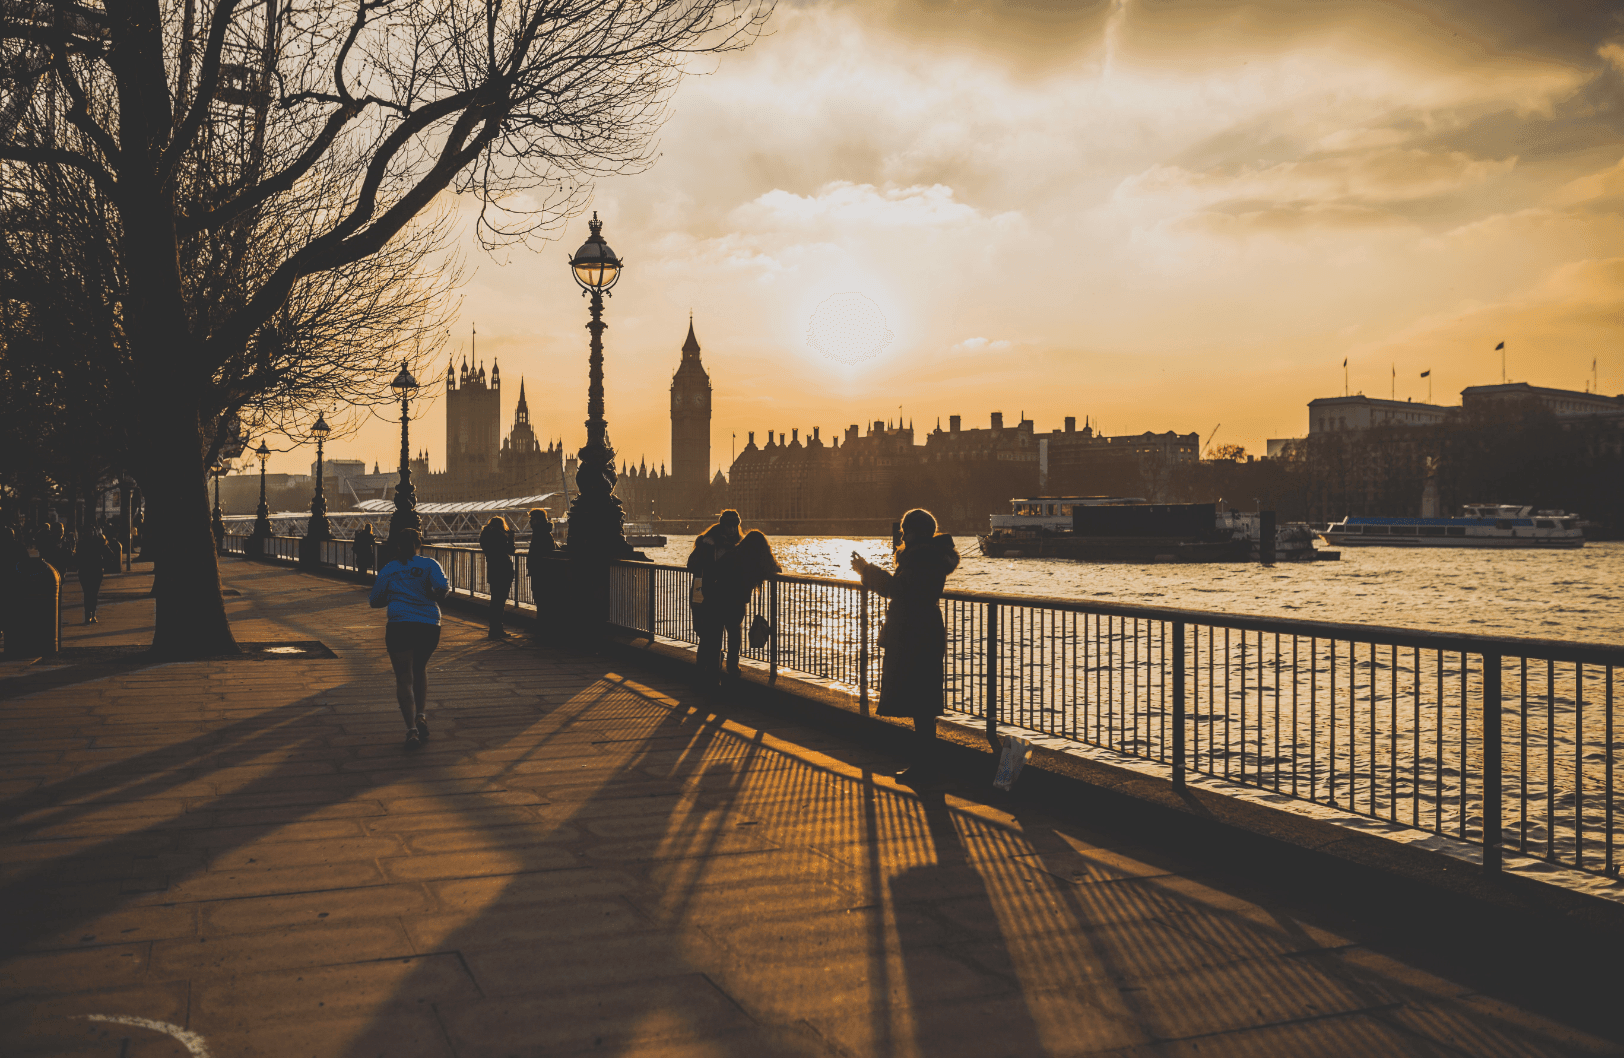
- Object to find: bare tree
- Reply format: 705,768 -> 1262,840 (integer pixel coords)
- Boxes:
0,0 -> 771,656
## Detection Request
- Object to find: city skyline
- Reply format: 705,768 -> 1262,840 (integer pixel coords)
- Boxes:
256,0 -> 1624,477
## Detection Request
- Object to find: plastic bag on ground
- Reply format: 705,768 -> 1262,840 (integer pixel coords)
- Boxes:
993,735 -> 1033,791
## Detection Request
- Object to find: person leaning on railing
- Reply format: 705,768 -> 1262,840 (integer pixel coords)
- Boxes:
851,508 -> 961,785
526,508 -> 559,634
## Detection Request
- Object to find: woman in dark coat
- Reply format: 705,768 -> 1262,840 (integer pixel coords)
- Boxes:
851,508 -> 960,782
479,516 -> 516,639
353,524 -> 377,576
526,508 -> 558,631
75,528 -> 113,623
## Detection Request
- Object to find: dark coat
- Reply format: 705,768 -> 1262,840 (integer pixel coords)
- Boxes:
353,526 -> 377,567
75,534 -> 112,584
700,530 -> 778,625
687,524 -> 744,624
859,533 -> 961,717
479,521 -> 516,587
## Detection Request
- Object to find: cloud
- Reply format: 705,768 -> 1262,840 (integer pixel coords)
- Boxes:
732,182 -> 992,231
1600,42 -> 1624,74
1548,155 -> 1624,206
1118,149 -> 1516,212
951,336 -> 1013,352
1170,203 -> 1409,237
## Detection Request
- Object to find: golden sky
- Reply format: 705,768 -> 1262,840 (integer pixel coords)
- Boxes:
277,0 -> 1624,482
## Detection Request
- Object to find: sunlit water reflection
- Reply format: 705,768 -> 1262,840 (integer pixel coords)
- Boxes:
644,536 -> 1624,646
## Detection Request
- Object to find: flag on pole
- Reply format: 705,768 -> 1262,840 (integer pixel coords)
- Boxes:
1495,341 -> 1504,350
1420,370 -> 1430,378
1342,358 -> 1348,367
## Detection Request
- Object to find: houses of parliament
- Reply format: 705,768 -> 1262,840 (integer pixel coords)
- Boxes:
408,319 -> 721,518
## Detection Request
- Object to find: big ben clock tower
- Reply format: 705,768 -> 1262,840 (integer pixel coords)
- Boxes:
669,315 -> 712,517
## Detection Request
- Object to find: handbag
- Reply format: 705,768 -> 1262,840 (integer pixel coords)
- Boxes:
749,613 -> 773,649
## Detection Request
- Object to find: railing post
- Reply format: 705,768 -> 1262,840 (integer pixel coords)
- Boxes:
1173,621 -> 1187,789
1483,651 -> 1503,874
985,601 -> 999,751
768,576 -> 779,684
646,564 -> 657,641
858,587 -> 869,715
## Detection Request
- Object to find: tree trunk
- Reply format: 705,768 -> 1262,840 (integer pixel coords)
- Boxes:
140,410 -> 239,659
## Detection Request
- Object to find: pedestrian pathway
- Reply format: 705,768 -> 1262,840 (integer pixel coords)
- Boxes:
2,560 -> 1617,1056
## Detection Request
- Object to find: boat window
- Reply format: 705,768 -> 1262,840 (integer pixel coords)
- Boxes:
1495,519 -> 1514,530
1364,525 -> 1387,534
1419,526 -> 1445,536
1561,519 -> 1575,530
1060,505 -> 1074,515
1446,526 -> 1466,537
1535,519 -> 1555,529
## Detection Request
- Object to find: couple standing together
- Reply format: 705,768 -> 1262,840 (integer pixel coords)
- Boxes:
691,507 -> 960,783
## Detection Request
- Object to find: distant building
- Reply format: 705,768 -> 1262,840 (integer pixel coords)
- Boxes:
1308,395 -> 1450,435
445,357 -> 501,480
1460,383 -> 1623,419
724,412 -> 1198,527
669,317 -> 713,516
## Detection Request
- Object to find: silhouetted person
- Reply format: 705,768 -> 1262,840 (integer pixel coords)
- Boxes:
479,515 -> 516,639
353,524 -> 377,576
689,511 -> 779,686
368,528 -> 448,750
74,528 -> 113,624
851,508 -> 960,784
526,508 -> 557,632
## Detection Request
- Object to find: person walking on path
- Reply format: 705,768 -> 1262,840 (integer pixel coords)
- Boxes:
526,509 -> 558,634
368,528 -> 448,750
479,515 -> 516,639
74,528 -> 113,623
353,524 -> 377,576
851,508 -> 960,784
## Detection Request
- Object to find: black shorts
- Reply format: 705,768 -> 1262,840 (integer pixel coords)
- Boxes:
385,621 -> 441,663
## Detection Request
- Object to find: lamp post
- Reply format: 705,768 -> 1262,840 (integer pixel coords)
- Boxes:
210,462 -> 227,552
565,212 -> 634,559
307,413 -> 332,541
389,363 -> 420,537
249,441 -> 272,558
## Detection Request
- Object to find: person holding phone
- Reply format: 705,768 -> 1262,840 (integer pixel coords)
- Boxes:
369,528 -> 449,750
850,509 -> 960,784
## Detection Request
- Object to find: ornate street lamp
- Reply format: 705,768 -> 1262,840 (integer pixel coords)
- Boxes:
565,212 -> 634,559
210,461 -> 227,552
249,440 -> 273,556
389,363 -> 420,536
307,413 -> 332,541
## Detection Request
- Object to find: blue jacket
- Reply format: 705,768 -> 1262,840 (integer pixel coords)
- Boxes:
369,555 -> 449,625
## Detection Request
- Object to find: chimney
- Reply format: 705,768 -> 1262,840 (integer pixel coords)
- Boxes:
812,427 -> 820,441
747,431 -> 755,447
873,420 -> 884,435
991,412 -> 1004,431
791,428 -> 798,444
846,424 -> 860,445
1065,416 -> 1076,433
949,415 -> 961,434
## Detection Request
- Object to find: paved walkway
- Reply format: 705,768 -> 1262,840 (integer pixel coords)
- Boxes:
2,560 -> 1617,1057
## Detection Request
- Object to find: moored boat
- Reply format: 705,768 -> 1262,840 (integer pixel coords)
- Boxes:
979,498 -> 1252,562
1319,504 -> 1584,549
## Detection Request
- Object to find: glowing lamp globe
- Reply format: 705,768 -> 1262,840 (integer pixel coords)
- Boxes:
570,212 -> 622,293
389,362 -> 419,398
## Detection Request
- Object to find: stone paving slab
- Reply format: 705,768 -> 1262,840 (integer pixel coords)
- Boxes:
1,559 -> 1620,1056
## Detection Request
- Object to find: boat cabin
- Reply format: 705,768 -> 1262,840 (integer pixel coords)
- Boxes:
990,496 -> 1146,531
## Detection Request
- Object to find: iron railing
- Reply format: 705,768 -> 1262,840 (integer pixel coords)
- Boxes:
224,535 -> 1623,882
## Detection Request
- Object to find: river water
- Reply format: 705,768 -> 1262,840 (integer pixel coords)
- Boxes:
644,535 -> 1624,647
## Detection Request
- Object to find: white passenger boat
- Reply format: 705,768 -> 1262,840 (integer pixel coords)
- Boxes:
1319,505 -> 1584,549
